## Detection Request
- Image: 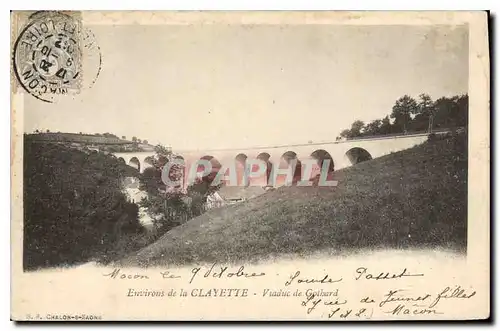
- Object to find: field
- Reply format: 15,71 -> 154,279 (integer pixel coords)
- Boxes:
122,133 -> 468,267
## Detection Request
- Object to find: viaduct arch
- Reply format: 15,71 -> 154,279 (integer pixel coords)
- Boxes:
113,132 -> 436,187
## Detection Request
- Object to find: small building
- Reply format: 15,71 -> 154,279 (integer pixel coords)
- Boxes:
204,185 -> 267,210
205,191 -> 225,209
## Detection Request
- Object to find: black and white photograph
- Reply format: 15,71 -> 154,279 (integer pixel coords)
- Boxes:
10,11 -> 489,321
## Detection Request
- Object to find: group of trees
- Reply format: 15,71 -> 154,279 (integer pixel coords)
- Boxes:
92,133 -> 150,145
31,130 -> 151,146
93,132 -> 120,139
90,132 -> 152,144
23,135 -> 145,270
131,136 -> 149,145
337,94 -> 468,140
23,137 -> 194,270
138,145 -> 221,235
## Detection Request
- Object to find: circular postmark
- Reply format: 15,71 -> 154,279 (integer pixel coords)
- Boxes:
13,11 -> 102,103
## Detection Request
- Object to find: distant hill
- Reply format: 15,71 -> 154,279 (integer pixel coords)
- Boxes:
122,132 -> 467,267
27,132 -> 132,145
26,132 -> 156,153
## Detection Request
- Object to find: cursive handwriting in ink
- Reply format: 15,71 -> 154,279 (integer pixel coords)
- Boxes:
285,271 -> 343,286
328,308 -> 362,319
378,289 -> 431,308
386,304 -> 442,316
160,271 -> 181,279
328,307 -> 373,319
360,296 -> 376,304
102,268 -> 149,280
189,263 -> 266,284
428,285 -> 476,308
355,308 -> 368,317
301,293 -> 348,315
355,267 -> 424,281
301,294 -> 322,314
324,297 -> 348,306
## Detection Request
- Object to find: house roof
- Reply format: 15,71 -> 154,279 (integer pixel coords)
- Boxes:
217,185 -> 266,201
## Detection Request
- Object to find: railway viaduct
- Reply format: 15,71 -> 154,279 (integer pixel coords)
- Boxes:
113,132 -> 440,188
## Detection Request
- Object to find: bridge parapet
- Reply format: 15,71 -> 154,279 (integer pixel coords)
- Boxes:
112,131 -> 448,185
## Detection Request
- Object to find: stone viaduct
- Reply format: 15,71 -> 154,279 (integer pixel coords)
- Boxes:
113,132 -> 439,188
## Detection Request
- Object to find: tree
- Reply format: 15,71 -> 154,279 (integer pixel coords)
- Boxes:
338,120 -> 365,139
335,93 -> 467,139
391,95 -> 418,133
350,120 -> 365,137
143,140 -> 148,145
132,136 -> 137,143
137,139 -> 142,144
46,129 -> 50,133
417,94 -> 435,117
187,177 -> 222,208
154,144 -> 171,156
433,95 -> 468,129
23,139 -> 143,270
364,119 -> 382,136
339,129 -> 351,139
379,116 -> 392,135
410,93 -> 436,132
121,136 -> 126,140
140,167 -> 163,195
151,144 -> 172,169
454,94 -> 468,127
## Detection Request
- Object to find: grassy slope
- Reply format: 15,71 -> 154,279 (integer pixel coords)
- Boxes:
123,134 -> 467,267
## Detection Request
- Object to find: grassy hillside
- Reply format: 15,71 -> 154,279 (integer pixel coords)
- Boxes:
123,133 -> 467,267
23,137 -> 145,271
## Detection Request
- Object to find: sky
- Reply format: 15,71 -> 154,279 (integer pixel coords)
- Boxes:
24,23 -> 469,150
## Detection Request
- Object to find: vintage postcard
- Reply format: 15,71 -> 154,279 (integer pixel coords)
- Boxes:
10,11 -> 490,321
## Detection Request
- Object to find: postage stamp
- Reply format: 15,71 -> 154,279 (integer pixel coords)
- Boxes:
10,11 -> 490,322
12,11 -> 101,103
